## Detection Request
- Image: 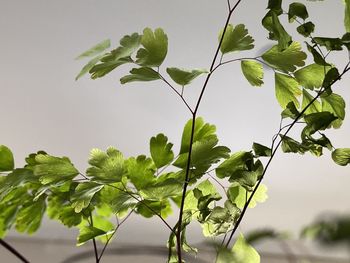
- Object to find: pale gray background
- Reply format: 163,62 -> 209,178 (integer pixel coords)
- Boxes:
0,0 -> 349,257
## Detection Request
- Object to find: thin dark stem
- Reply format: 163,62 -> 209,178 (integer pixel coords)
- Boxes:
98,210 -> 134,261
89,213 -> 99,263
225,63 -> 350,248
159,74 -> 194,114
175,1 -> 243,262
0,239 -> 30,263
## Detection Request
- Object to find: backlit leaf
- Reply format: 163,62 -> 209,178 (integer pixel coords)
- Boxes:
252,143 -> 271,157
150,134 -> 174,168
228,183 -> 268,209
294,64 -> 331,90
262,42 -> 306,72
302,112 -> 337,139
231,234 -> 260,263
76,39 -> 110,59
312,37 -> 343,51
306,43 -> 329,66
126,155 -> 155,190
219,24 -> 254,54
302,89 -> 321,114
321,93 -> 346,120
75,55 -> 104,80
136,28 -> 168,67
166,68 -> 207,86
241,60 -> 264,87
297,22 -> 315,37
275,73 -> 301,109
280,135 -> 308,154
281,102 -> 300,119
71,182 -> 104,213
345,0 -> 350,32
0,145 -> 14,172
77,226 -> 108,246
120,67 -> 160,84
103,33 -> 141,62
332,148 -> 350,166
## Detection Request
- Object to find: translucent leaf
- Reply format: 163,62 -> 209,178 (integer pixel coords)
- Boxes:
297,22 -> 315,37
140,178 -> 182,200
288,2 -> 308,22
228,183 -> 268,209
120,67 -> 160,84
216,151 -> 254,179
262,11 -> 292,50
231,234 -> 260,263
345,0 -> 350,32
87,147 -> 125,183
15,196 -> 46,234
267,0 -> 282,13
281,135 -> 308,154
33,154 -> 78,185
71,182 -> 104,213
0,169 -> 36,199
136,28 -> 168,67
275,73 -> 301,109
0,145 -> 14,172
321,93 -> 346,120
302,89 -> 321,115
252,143 -> 271,157
332,148 -> 350,166
179,117 -> 217,154
136,199 -> 172,218
166,68 -> 208,86
241,60 -> 264,87
150,133 -> 174,168
219,24 -> 254,54
126,155 -> 155,190
262,42 -> 306,72
322,67 -> 340,88
77,226 -> 108,246
75,54 -> 104,80
302,112 -> 337,139
76,39 -> 110,60
294,64 -> 331,90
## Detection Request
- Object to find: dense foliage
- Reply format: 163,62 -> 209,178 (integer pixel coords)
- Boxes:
1,0 -> 350,262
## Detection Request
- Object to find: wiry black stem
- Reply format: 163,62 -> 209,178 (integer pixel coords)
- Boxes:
175,1 -> 243,262
225,64 -> 350,248
0,239 -> 30,263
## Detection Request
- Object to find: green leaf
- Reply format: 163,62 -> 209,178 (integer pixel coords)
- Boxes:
76,39 -> 110,59
0,169 -> 36,199
33,154 -> 78,185
252,143 -> 271,157
103,33 -> 141,62
0,145 -> 14,172
75,54 -> 104,80
15,196 -> 46,234
332,148 -> 350,166
136,28 -> 168,67
294,64 -> 331,90
262,42 -> 307,72
71,182 -> 104,213
322,67 -> 340,89
262,11 -> 292,50
219,24 -> 254,54
312,37 -> 343,51
321,93 -> 346,120
297,22 -> 315,37
216,151 -> 254,179
77,226 -> 108,246
275,73 -> 301,109
141,178 -> 182,200
90,57 -> 132,79
241,61 -> 264,87
345,0 -> 350,32
136,199 -> 172,218
120,67 -> 160,84
150,134 -> 174,168
267,0 -> 282,13
126,155 -> 155,190
166,68 -> 208,86
302,89 -> 321,115
87,147 -> 125,183
281,102 -> 300,119
280,135 -> 308,154
306,42 -> 329,66
288,3 -> 309,22
302,112 -> 338,139
228,183 -> 268,209
179,117 -> 217,154
231,234 -> 260,263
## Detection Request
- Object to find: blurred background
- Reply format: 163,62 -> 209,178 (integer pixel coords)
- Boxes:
0,0 -> 349,262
